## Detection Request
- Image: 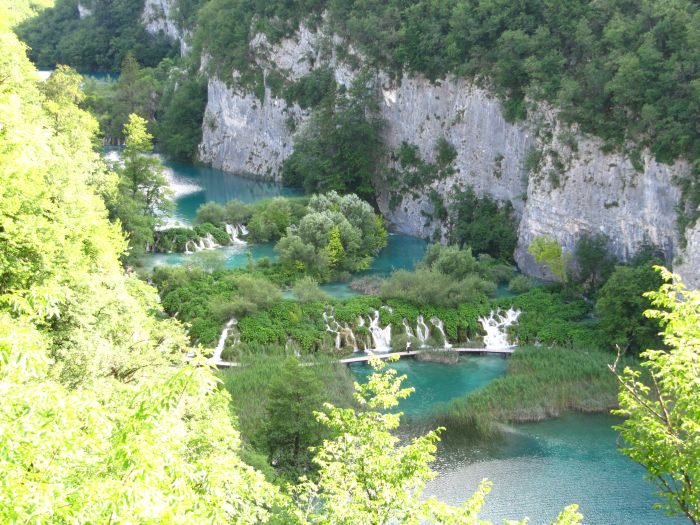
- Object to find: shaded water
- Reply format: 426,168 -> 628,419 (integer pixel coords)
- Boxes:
349,358 -> 684,525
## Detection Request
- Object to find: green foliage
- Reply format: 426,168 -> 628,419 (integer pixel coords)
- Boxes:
284,67 -> 336,109
156,72 -> 207,161
497,287 -> 598,349
528,235 -> 571,282
508,274 -> 534,294
276,192 -> 388,278
106,113 -> 173,259
264,357 -> 328,477
281,73 -> 384,200
0,29 -> 279,522
573,233 -> 617,294
436,346 -> 632,436
595,261 -> 664,356
248,197 -> 295,242
153,267 -> 281,345
17,0 -> 177,71
382,245 -> 497,308
292,276 -> 331,303
613,269 -> 700,523
195,202 -> 227,225
382,138 -> 457,200
450,186 -> 518,262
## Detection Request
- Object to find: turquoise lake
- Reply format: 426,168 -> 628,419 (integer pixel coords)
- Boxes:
350,357 -> 684,525
134,152 -> 683,525
140,158 -> 428,285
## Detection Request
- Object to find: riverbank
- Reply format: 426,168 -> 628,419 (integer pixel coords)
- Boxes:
433,345 -> 635,437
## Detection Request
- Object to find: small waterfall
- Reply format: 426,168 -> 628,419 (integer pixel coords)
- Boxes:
211,318 -> 237,362
184,240 -> 198,254
368,309 -> 391,353
323,309 -> 342,349
402,318 -> 415,338
201,233 -> 219,250
429,316 -> 452,349
225,224 -> 247,245
416,315 -> 430,347
479,307 -> 521,350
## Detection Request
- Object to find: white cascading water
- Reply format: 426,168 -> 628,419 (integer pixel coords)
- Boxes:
479,307 -> 522,350
225,224 -> 247,245
368,309 -> 391,353
430,316 -> 452,349
184,240 -> 197,254
403,318 -> 415,338
211,318 -> 238,362
323,309 -> 342,349
416,315 -> 430,347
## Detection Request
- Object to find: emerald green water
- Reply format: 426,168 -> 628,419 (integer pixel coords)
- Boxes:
164,158 -> 301,223
140,156 -> 428,281
349,358 -> 684,525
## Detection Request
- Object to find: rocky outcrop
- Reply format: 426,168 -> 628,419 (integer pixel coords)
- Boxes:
195,23 -> 695,284
141,0 -> 190,55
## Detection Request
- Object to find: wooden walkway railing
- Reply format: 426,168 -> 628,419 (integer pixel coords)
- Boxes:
215,347 -> 514,368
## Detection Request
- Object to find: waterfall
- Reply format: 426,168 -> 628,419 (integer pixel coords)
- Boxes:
323,309 -> 342,349
184,240 -> 197,254
201,233 -> 219,250
211,318 -> 238,362
416,315 -> 430,347
479,307 -> 521,350
225,224 -> 247,245
429,316 -> 452,349
402,318 -> 415,338
368,309 -> 391,353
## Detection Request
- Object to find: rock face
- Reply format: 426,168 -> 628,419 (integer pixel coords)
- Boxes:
141,0 -> 190,55
192,23 -> 694,284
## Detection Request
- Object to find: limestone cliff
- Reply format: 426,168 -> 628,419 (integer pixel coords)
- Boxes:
152,18 -> 695,284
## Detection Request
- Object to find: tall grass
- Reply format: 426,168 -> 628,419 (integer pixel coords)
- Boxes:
433,345 -> 636,437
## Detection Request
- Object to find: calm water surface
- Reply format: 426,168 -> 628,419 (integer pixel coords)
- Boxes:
350,358 -> 684,525
141,157 -> 428,281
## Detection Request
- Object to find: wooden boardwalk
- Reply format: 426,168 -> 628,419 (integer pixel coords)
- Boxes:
215,347 -> 513,368
339,347 -> 514,364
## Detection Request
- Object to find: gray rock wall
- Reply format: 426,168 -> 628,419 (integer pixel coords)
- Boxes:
191,23 -> 696,285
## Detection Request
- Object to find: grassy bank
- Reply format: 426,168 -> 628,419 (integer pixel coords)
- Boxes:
433,345 -> 636,437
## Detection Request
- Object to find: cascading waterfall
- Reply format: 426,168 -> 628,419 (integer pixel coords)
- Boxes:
211,318 -> 238,362
368,308 -> 391,353
416,315 -> 430,347
479,307 -> 521,350
403,318 -> 415,338
184,233 -> 219,254
225,224 -> 248,245
429,316 -> 452,349
323,308 -> 342,349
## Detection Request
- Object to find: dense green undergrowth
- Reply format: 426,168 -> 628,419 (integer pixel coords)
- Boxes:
434,345 -> 636,438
